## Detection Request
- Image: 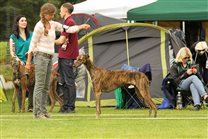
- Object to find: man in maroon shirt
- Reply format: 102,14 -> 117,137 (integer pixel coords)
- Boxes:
55,2 -> 90,113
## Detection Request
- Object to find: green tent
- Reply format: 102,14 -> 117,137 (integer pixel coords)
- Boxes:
75,23 -> 185,107
127,0 -> 208,21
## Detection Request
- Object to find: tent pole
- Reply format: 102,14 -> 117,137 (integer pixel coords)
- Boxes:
125,30 -> 130,65
182,21 -> 185,33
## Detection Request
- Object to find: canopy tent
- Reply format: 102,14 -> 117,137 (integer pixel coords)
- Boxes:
127,0 -> 208,21
75,23 -> 185,106
73,0 -> 156,19
71,13 -> 125,39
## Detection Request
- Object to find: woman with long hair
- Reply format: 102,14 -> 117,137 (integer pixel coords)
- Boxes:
25,3 -> 89,118
9,15 -> 33,112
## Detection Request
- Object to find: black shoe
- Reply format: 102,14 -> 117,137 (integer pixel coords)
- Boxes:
192,105 -> 201,111
66,108 -> 75,113
58,107 -> 67,113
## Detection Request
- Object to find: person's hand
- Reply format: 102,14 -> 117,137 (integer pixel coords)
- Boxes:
192,67 -> 197,74
81,24 -> 90,30
186,69 -> 193,75
20,61 -> 25,66
25,63 -> 31,70
15,57 -> 20,62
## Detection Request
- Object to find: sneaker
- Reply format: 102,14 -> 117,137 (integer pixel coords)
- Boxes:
44,113 -> 51,118
28,108 -> 33,112
33,114 -> 47,119
204,96 -> 208,103
192,105 -> 201,111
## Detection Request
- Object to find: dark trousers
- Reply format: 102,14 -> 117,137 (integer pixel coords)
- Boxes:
58,58 -> 76,110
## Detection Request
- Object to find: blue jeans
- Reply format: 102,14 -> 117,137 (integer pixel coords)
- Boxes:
179,75 -> 206,105
33,52 -> 52,115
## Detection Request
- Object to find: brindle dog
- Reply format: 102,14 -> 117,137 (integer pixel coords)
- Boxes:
74,54 -> 157,119
48,67 -> 63,112
11,59 -> 35,112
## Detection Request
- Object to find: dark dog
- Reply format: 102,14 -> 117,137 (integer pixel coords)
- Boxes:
11,59 -> 63,113
48,67 -> 63,112
74,54 -> 157,119
11,59 -> 35,112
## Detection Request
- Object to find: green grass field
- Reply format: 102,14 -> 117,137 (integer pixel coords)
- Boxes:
0,42 -> 208,138
1,90 -> 208,139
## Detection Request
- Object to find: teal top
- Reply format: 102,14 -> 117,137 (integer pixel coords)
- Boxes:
10,32 -> 33,63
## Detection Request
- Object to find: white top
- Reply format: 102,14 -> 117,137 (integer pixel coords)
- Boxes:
28,20 -> 79,55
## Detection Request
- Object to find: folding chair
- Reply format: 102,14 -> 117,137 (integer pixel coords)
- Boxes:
116,63 -> 152,109
121,85 -> 145,109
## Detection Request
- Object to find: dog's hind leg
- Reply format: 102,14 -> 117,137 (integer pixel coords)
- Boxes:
148,96 -> 157,117
140,76 -> 157,117
53,80 -> 63,111
48,85 -> 56,113
55,94 -> 63,110
135,85 -> 157,117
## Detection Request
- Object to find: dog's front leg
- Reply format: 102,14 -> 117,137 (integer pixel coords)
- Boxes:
21,79 -> 27,112
95,90 -> 102,119
11,84 -> 17,112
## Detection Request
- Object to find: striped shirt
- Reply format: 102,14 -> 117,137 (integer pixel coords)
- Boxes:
28,20 -> 79,55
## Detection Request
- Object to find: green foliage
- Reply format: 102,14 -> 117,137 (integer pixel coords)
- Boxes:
0,0 -> 86,41
0,42 -> 12,81
0,42 -> 8,62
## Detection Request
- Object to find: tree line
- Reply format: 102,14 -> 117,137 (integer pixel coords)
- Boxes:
0,0 -> 85,41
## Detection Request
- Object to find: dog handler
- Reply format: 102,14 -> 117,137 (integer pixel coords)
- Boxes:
55,2 -> 90,113
9,15 -> 33,112
25,3 -> 90,118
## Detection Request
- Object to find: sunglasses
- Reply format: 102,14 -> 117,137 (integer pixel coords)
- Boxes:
183,57 -> 190,60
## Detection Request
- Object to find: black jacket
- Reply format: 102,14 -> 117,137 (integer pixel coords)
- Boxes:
169,61 -> 201,86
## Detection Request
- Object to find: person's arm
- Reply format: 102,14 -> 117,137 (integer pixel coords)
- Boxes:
171,64 -> 190,83
9,38 -> 20,60
25,22 -> 42,69
25,52 -> 33,69
54,21 -> 90,33
54,35 -> 67,45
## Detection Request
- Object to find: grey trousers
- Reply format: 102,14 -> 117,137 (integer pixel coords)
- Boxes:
33,52 -> 52,115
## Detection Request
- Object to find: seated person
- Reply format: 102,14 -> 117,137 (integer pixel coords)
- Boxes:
169,47 -> 208,110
